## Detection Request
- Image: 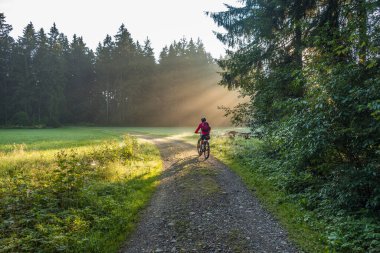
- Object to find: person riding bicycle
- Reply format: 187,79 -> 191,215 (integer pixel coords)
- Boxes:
195,117 -> 211,142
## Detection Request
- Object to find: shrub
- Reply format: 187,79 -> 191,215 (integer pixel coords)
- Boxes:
0,135 -> 162,252
213,136 -> 380,252
11,111 -> 30,126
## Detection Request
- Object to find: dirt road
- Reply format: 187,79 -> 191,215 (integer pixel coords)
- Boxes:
120,136 -> 298,253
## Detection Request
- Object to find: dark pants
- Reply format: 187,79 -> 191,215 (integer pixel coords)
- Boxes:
200,134 -> 210,141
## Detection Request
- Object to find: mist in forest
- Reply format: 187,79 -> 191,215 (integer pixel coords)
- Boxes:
144,76 -> 241,127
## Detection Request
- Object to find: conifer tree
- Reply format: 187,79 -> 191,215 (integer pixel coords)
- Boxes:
0,13 -> 14,124
44,23 -> 66,126
64,35 -> 95,123
113,24 -> 138,123
94,35 -> 115,123
33,28 -> 50,124
12,22 -> 37,124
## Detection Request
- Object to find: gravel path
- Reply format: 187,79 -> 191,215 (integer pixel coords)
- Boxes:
120,136 -> 299,253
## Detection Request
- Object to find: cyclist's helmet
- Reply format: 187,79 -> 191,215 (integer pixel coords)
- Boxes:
201,117 -> 206,122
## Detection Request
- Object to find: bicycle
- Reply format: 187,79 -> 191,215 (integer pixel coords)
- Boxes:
197,134 -> 210,159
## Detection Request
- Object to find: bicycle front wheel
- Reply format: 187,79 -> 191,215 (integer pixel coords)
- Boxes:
204,141 -> 210,159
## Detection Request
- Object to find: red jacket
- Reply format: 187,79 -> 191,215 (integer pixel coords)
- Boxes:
195,122 -> 211,135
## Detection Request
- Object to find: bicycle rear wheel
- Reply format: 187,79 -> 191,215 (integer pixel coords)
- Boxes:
204,141 -> 210,159
197,139 -> 202,156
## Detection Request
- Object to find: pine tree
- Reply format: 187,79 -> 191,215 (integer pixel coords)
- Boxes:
64,35 -> 95,123
33,28 -> 50,124
12,22 -> 37,124
159,46 -> 168,64
142,37 -> 155,63
94,34 -> 115,123
113,24 -> 138,123
44,23 -> 66,126
0,13 -> 14,124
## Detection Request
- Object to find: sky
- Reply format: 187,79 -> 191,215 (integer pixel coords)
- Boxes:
0,0 -> 239,59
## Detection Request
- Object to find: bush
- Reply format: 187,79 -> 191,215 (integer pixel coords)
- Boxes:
213,136 -> 380,252
0,135 -> 162,252
11,111 -> 30,126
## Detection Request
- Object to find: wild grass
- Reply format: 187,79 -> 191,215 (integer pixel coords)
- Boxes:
0,132 -> 162,253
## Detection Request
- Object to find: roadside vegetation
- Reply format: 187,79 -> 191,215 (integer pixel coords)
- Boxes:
211,136 -> 379,253
208,1 -> 380,252
0,132 -> 162,252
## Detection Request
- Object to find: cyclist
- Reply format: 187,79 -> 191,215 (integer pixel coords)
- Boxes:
195,117 -> 211,143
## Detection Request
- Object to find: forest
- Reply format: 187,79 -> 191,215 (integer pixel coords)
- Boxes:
209,0 -> 380,251
0,14 -> 237,127
1,0 -> 380,251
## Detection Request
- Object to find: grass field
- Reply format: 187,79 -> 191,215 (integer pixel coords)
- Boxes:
0,127 -> 192,152
0,127 -> 165,252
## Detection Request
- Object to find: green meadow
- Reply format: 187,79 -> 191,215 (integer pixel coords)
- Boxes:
0,127 -> 165,252
0,127 -> 193,152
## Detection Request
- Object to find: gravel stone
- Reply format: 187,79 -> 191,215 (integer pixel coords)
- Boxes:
120,136 -> 299,253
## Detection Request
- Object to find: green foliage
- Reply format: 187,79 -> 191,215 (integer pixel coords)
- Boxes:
210,1 -> 380,252
212,137 -> 380,253
11,111 -> 30,126
0,134 -> 162,252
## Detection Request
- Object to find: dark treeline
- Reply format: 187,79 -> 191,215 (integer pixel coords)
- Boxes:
0,14 -> 231,127
210,0 -> 379,251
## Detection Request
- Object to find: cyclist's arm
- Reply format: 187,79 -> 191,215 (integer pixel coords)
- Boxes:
195,124 -> 201,133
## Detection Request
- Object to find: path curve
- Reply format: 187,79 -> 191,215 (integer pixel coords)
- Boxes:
120,136 -> 298,253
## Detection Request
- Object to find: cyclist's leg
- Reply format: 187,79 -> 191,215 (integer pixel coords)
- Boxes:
201,135 -> 206,151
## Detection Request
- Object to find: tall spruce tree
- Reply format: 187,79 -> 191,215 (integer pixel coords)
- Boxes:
12,22 -> 37,124
0,13 -> 14,125
33,28 -> 50,124
113,24 -> 137,123
43,23 -> 66,126
94,35 -> 114,123
64,35 -> 95,123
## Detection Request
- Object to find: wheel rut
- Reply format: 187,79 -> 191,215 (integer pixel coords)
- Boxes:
120,136 -> 298,253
